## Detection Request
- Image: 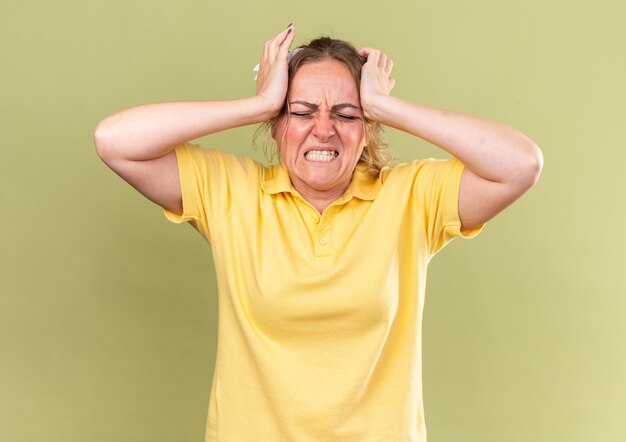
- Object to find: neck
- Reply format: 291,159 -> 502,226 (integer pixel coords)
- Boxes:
292,182 -> 349,215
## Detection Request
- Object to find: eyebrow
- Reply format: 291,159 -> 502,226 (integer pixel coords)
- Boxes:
289,100 -> 362,112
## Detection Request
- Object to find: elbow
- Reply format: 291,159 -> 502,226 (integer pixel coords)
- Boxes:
527,141 -> 544,184
516,141 -> 544,192
93,119 -> 116,161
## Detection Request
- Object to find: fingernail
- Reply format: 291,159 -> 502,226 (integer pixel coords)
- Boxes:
287,28 -> 292,34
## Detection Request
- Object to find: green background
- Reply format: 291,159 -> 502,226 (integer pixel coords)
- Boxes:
1,0 -> 624,440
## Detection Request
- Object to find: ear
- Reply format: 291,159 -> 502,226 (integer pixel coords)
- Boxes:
272,114 -> 289,143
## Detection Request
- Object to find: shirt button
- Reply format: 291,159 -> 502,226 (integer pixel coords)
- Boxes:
311,215 -> 319,223
319,237 -> 328,245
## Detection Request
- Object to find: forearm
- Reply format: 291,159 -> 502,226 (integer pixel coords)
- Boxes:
368,96 -> 543,185
94,96 -> 277,161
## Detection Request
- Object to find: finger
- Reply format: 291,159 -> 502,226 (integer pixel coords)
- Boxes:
357,47 -> 374,64
357,47 -> 375,57
357,47 -> 379,64
389,77 -> 396,91
385,58 -> 394,75
367,49 -> 381,66
271,24 -> 292,43
377,53 -> 387,69
279,24 -> 295,45
268,25 -> 294,56
262,40 -> 272,61
278,25 -> 296,56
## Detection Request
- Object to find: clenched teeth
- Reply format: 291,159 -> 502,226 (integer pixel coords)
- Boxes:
305,150 -> 339,161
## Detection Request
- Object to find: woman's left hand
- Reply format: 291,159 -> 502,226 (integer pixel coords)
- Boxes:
357,47 -> 396,122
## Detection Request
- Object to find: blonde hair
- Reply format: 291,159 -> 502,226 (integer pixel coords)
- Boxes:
254,36 -> 390,174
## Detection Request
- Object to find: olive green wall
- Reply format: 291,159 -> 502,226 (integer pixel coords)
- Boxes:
1,0 -> 624,441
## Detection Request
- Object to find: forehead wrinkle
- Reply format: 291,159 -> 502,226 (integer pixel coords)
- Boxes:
289,101 -> 361,112
289,100 -> 318,109
288,65 -> 361,114
332,103 -> 361,112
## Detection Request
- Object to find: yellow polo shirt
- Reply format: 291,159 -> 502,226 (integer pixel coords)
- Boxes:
163,143 -> 484,441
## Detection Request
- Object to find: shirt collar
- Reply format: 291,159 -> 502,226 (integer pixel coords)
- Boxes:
261,162 -> 382,202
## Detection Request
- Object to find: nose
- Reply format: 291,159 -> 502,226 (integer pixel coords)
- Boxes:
312,113 -> 336,142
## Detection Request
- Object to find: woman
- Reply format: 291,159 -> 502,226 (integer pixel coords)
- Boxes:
95,24 -> 542,441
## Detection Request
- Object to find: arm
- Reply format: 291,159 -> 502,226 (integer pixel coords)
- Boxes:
357,48 -> 543,230
94,25 -> 296,214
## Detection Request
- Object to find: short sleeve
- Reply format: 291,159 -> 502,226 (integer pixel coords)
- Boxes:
411,157 -> 485,255
162,143 -> 260,242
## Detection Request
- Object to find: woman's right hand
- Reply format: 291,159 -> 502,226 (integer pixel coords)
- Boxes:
94,26 -> 298,217
255,24 -> 296,116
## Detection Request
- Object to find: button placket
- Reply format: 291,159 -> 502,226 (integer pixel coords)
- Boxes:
293,195 -> 321,233
291,194 -> 334,267
314,210 -> 333,261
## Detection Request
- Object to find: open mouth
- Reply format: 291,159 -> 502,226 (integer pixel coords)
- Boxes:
304,150 -> 339,162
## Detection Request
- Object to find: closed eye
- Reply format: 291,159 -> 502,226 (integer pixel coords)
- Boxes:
335,114 -> 360,121
290,111 -> 313,117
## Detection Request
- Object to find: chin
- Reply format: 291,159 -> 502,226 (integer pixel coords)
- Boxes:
302,173 -> 345,191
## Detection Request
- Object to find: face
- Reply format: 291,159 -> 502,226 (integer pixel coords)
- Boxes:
275,58 -> 365,201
